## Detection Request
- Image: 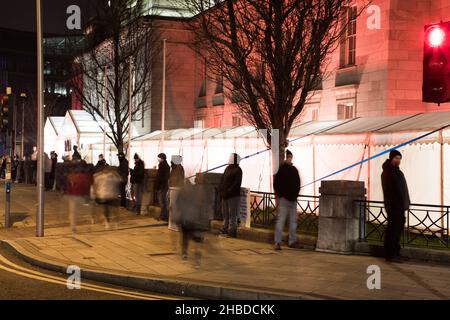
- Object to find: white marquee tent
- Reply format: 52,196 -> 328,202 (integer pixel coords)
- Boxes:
46,109 -> 450,208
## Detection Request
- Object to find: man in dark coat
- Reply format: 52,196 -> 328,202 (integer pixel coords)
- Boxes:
50,152 -> 58,190
72,146 -> 82,161
168,155 -> 185,231
117,152 -> 129,208
130,153 -> 145,214
273,149 -> 301,250
169,155 -> 185,188
94,154 -> 108,173
381,149 -> 410,262
219,153 -> 243,238
155,153 -> 170,220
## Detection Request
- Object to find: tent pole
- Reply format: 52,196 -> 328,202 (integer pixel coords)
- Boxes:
439,130 -> 445,231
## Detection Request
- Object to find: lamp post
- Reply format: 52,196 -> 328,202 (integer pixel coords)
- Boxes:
36,0 -> 44,237
160,39 -> 166,154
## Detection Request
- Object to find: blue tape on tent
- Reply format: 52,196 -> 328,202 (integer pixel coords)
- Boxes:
187,121 -> 450,183
301,124 -> 450,188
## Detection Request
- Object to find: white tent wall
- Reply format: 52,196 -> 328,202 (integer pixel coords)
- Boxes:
370,144 -> 441,205
91,143 -> 119,166
312,143 -> 369,197
43,121 -> 60,156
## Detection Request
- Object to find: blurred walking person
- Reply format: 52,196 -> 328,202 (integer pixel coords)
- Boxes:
1,156 -> 6,179
117,152 -> 129,208
381,150 -> 410,263
31,146 -> 37,184
12,155 -> 19,182
219,153 -> 243,238
130,153 -> 145,214
273,150 -> 301,250
61,160 -> 93,233
168,155 -> 185,231
92,167 -> 122,230
175,182 -> 210,268
156,153 -> 170,221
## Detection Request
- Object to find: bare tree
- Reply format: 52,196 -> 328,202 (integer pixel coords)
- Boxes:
183,0 -> 366,165
71,0 -> 159,153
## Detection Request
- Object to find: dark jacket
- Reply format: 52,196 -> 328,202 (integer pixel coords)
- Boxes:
51,156 -> 57,174
61,161 -> 93,196
220,164 -> 243,200
118,158 -> 129,182
169,164 -> 185,188
155,160 -> 170,191
175,183 -> 211,231
131,159 -> 145,184
94,159 -> 108,173
274,162 -> 301,202
72,150 -> 82,161
381,159 -> 410,211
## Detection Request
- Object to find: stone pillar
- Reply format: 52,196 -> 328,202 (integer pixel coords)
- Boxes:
316,180 -> 366,254
195,172 -> 223,220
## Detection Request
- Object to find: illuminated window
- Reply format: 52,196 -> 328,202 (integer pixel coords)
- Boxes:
339,6 -> 357,68
232,116 -> 241,127
194,118 -> 204,128
337,103 -> 354,120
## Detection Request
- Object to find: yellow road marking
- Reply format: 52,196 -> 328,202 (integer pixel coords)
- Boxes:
0,254 -> 180,300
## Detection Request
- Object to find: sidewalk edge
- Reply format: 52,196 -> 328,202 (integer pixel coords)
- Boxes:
0,240 -> 318,300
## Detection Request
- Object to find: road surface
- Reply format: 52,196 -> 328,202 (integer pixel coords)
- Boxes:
0,247 -> 181,300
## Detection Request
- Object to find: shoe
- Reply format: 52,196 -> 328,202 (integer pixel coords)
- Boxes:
288,242 -> 298,248
274,243 -> 282,251
182,254 -> 188,261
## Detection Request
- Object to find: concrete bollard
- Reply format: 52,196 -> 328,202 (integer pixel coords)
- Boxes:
316,180 -> 366,254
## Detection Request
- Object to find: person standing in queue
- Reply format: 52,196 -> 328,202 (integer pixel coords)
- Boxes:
117,152 -> 129,209
381,150 -> 410,263
156,153 -> 170,221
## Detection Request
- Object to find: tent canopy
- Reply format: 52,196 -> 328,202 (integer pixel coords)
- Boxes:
132,111 -> 450,146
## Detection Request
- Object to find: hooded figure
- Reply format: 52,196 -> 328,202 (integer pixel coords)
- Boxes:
156,153 -> 170,220
273,149 -> 301,250
169,155 -> 185,188
220,153 -> 243,199
130,153 -> 145,214
381,149 -> 410,262
117,152 -> 129,207
381,150 -> 410,211
219,153 -> 243,238
72,146 -> 82,161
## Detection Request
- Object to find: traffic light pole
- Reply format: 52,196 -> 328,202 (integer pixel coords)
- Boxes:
36,0 -> 44,237
4,157 -> 11,229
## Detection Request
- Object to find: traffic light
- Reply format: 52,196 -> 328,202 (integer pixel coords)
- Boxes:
423,21 -> 450,104
0,95 -> 11,133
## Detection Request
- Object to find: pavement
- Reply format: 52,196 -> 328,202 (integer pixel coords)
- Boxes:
2,184 -> 450,300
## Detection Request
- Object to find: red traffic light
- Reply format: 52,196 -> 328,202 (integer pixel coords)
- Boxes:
426,25 -> 446,47
423,21 -> 450,104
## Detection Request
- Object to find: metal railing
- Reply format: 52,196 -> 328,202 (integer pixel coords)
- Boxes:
249,191 -> 319,235
357,200 -> 450,249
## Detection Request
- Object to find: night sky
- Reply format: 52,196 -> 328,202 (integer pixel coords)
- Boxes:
1,0 -> 97,34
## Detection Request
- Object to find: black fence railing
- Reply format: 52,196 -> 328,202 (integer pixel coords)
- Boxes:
249,191 -> 319,235
357,200 -> 450,249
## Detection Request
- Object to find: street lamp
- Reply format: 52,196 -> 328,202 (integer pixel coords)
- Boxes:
36,0 -> 45,237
